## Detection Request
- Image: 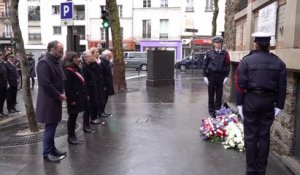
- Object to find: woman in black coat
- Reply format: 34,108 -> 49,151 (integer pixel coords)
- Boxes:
81,52 -> 103,125
64,51 -> 94,145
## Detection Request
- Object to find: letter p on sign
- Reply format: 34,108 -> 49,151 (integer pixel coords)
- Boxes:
60,2 -> 73,20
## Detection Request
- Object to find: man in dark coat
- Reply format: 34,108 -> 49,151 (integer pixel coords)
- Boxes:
36,40 -> 67,162
0,52 -> 8,117
27,52 -> 36,89
235,32 -> 287,175
99,49 -> 115,117
4,52 -> 19,114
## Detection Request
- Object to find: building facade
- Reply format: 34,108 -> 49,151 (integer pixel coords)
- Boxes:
223,0 -> 300,172
0,0 -> 12,53
18,0 -> 225,59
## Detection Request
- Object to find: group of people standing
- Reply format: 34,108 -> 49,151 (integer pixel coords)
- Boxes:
36,40 -> 114,162
0,51 -> 36,117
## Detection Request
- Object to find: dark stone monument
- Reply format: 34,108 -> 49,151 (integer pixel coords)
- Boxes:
146,50 -> 175,87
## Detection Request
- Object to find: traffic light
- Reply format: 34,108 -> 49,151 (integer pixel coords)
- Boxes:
101,10 -> 109,28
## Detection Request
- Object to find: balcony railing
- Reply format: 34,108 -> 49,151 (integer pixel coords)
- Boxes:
142,33 -> 151,38
186,6 -> 194,12
2,32 -> 12,38
159,33 -> 168,39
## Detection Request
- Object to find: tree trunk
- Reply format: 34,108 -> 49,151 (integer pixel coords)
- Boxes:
224,0 -> 239,50
106,0 -> 127,92
10,0 -> 39,132
212,0 -> 219,36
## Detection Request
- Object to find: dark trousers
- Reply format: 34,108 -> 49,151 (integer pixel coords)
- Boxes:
6,85 -> 17,110
43,122 -> 58,155
83,104 -> 91,128
68,114 -> 78,137
243,92 -> 275,175
30,77 -> 35,88
99,94 -> 109,114
0,87 -> 7,113
207,75 -> 224,113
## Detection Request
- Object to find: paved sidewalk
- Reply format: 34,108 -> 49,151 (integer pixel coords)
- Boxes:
0,70 -> 293,175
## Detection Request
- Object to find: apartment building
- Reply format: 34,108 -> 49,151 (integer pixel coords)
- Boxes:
0,0 -> 12,53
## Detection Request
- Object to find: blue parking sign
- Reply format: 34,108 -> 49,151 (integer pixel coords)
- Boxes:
60,2 -> 73,20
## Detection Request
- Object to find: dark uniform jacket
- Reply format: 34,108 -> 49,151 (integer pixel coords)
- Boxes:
4,61 -> 19,87
64,65 -> 87,115
36,53 -> 65,123
100,57 -> 114,96
235,50 -> 287,109
82,63 -> 100,108
0,60 -> 8,88
203,50 -> 231,77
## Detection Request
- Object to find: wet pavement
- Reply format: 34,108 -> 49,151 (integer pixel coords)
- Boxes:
0,70 -> 293,175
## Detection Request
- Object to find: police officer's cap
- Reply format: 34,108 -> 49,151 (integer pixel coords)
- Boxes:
252,32 -> 272,43
4,51 -> 13,58
212,36 -> 223,43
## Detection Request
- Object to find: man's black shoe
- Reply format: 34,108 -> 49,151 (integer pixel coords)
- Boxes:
99,113 -> 110,118
83,127 -> 96,134
12,109 -> 20,112
68,136 -> 84,145
52,149 -> 67,157
8,110 -> 16,113
43,153 -> 64,162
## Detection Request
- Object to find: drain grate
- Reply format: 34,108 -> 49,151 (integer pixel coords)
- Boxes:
0,121 -> 71,148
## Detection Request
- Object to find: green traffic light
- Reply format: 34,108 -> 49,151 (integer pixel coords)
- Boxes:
102,20 -> 109,28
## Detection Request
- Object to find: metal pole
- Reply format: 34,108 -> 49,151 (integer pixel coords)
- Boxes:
66,0 -> 74,51
105,28 -> 109,49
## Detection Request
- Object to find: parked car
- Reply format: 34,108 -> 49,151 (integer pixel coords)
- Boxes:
176,53 -> 205,72
123,52 -> 148,71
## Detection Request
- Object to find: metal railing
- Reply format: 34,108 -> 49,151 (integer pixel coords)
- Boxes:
74,11 -> 85,20
159,33 -> 168,39
142,33 -> 151,38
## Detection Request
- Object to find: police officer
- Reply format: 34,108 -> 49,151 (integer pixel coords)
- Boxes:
0,52 -> 8,117
4,52 -> 20,113
203,36 -> 231,117
235,32 -> 287,175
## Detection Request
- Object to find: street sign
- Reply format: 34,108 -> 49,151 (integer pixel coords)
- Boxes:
60,1 -> 74,26
185,28 -> 198,33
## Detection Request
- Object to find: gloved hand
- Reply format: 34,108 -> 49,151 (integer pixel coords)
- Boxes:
223,77 -> 228,85
203,77 -> 209,85
275,108 -> 281,117
237,106 -> 244,120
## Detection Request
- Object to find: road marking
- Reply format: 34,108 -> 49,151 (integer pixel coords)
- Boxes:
126,75 -> 147,80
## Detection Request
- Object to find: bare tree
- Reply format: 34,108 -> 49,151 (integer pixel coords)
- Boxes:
212,0 -> 219,36
106,0 -> 127,92
10,0 -> 39,132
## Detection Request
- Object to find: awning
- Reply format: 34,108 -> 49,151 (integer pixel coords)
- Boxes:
192,39 -> 212,45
